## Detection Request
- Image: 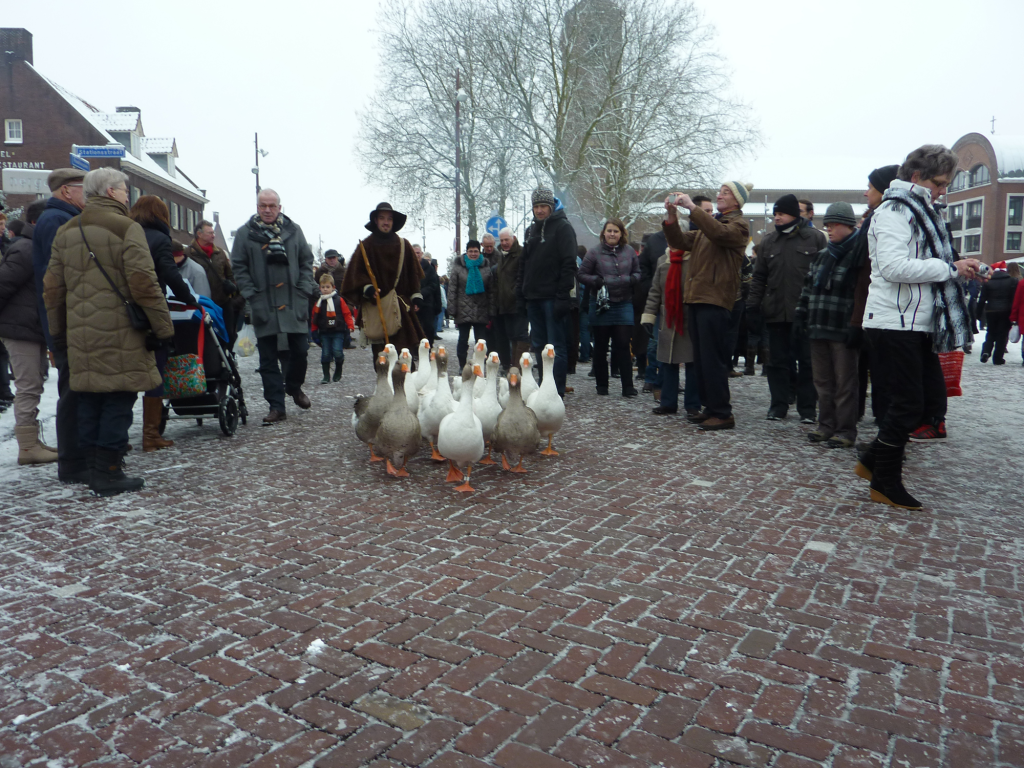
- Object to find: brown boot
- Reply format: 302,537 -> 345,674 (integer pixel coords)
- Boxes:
142,397 -> 173,451
15,424 -> 58,465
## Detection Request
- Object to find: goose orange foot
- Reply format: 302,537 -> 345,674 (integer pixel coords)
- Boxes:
454,466 -> 474,492
539,435 -> 558,456
445,461 -> 464,482
511,458 -> 528,474
369,444 -> 385,462
386,459 -> 401,477
479,446 -> 496,465
501,455 -> 512,472
430,441 -> 445,462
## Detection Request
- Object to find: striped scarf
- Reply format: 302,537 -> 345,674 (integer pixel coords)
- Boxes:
248,214 -> 288,262
882,185 -> 972,352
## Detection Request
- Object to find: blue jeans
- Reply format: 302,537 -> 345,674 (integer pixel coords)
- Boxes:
644,318 -> 660,386
320,333 -> 345,363
660,363 -> 679,409
78,391 -> 137,452
526,299 -> 568,396
436,311 -> 444,333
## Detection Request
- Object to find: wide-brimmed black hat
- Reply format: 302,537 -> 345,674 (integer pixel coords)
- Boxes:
365,202 -> 407,233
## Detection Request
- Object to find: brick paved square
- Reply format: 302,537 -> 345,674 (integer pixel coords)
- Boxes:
1,335 -> 1023,766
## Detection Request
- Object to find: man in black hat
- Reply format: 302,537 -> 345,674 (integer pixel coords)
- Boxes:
748,193 -> 827,422
341,203 -> 425,359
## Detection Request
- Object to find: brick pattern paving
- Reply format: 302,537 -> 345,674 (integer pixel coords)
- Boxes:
1,334 -> 1023,767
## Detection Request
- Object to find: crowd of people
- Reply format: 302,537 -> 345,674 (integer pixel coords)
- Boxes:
0,143 -> 1019,509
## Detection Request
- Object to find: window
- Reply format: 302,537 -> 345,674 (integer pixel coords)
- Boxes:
1009,196 -> 1023,227
948,204 -> 963,231
952,236 -> 962,253
963,234 -> 981,254
950,171 -> 968,192
130,186 -> 141,206
4,119 -> 23,144
170,202 -> 180,229
187,209 -> 194,234
1007,233 -> 1022,252
966,200 -> 983,230
969,164 -> 990,187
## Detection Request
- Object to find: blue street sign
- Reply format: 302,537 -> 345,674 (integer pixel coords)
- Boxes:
485,215 -> 507,238
72,144 -> 125,158
68,153 -> 90,171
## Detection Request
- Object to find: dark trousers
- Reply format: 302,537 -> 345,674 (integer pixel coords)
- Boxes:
660,363 -> 679,409
567,309 -> 580,374
644,320 -> 660,386
54,349 -> 87,472
579,300 -> 593,362
78,391 -> 137,452
456,322 -> 488,369
982,311 -> 1012,363
491,313 -> 529,372
592,324 -> 633,392
526,299 -> 568,396
684,361 -> 701,412
866,329 -> 946,446
0,340 -> 12,399
864,333 -> 890,423
726,299 -> 745,366
631,313 -> 646,381
766,322 -> 817,418
256,332 -> 309,412
688,303 -> 733,419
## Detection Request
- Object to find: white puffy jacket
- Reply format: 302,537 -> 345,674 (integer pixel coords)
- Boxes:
863,180 -> 960,333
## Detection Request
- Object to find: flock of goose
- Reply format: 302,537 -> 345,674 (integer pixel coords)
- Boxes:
351,339 -> 566,492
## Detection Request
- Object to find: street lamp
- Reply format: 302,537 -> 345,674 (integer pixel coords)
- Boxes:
253,132 -> 269,197
454,71 -> 469,257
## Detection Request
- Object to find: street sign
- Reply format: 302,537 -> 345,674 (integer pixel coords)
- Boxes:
485,215 -> 508,239
69,153 -> 90,171
72,144 -> 125,158
2,168 -> 50,195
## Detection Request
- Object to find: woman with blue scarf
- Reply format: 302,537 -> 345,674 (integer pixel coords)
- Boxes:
447,239 -> 494,369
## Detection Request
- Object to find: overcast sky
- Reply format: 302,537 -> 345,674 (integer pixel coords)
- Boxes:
8,1 -> 1023,273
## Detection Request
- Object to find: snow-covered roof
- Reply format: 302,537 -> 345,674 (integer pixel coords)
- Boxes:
141,137 -> 177,156
93,111 -> 141,131
27,63 -> 205,204
989,135 -> 1024,178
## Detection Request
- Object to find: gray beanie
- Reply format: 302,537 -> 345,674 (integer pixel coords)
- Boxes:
531,187 -> 555,209
823,201 -> 857,227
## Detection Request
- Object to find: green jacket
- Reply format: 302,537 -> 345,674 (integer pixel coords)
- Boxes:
230,215 -> 316,338
44,195 -> 173,393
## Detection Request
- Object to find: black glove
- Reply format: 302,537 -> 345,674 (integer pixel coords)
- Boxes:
145,333 -> 161,351
629,274 -> 639,286
411,297 -> 424,312
222,280 -> 238,296
516,300 -> 528,316
553,297 -> 571,320
845,326 -> 864,350
591,275 -> 604,289
161,337 -> 176,356
642,322 -> 654,337
52,336 -> 68,353
363,284 -> 377,300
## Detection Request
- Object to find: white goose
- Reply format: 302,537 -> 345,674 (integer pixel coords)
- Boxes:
519,351 -> 539,405
411,338 -> 433,393
384,343 -> 398,393
527,344 -> 565,456
354,352 -> 393,462
437,363 -> 485,492
498,376 -> 510,410
473,352 -> 503,465
418,347 -> 439,399
375,363 -> 421,477
399,348 -> 419,413
420,347 -> 455,462
472,339 -> 489,399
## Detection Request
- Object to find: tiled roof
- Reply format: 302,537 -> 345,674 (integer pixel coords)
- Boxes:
93,111 -> 141,131
141,137 -> 176,155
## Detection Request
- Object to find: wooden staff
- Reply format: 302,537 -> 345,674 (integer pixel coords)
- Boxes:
358,241 -> 389,345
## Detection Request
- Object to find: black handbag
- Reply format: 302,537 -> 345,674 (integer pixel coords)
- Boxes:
78,219 -> 151,332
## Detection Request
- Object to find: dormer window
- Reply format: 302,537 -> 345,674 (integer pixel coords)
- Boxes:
969,164 -> 990,187
4,119 -> 23,144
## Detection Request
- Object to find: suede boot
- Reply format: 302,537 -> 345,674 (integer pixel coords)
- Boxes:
142,397 -> 173,452
333,357 -> 344,382
868,441 -> 922,510
321,362 -> 331,384
90,448 -> 145,497
744,346 -> 756,376
15,424 -> 58,465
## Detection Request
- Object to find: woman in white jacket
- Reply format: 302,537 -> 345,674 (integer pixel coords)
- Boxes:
857,145 -> 985,511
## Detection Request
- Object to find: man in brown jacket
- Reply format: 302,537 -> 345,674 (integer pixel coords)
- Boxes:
663,182 -> 753,430
44,168 -> 174,496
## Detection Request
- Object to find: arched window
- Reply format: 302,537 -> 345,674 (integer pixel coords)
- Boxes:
970,164 -> 990,187
950,171 -> 968,192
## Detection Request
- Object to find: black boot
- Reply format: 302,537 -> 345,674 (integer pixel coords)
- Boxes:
333,357 -> 344,382
869,441 -> 922,510
90,448 -> 145,497
744,346 -> 756,376
854,441 -> 875,481
320,362 -> 331,384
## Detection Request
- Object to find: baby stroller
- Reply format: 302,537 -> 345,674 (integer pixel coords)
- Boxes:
160,296 -> 248,437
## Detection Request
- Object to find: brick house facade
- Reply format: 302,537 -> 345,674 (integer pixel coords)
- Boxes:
0,28 -> 207,242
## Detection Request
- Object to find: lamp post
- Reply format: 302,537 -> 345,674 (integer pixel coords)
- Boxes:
252,132 -> 269,197
454,70 -> 469,257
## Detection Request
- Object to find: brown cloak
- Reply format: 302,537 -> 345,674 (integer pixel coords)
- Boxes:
342,231 -> 425,356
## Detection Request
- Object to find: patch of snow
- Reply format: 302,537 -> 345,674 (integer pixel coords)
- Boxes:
12,714 -> 28,725
804,541 -> 836,553
223,730 -> 247,747
689,479 -> 714,487
115,664 -> 130,672
305,639 -> 327,656
51,583 -> 89,597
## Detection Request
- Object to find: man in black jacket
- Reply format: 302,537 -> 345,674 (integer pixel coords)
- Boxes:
515,188 -> 578,397
748,193 -> 827,421
978,262 -> 1019,364
415,244 -> 441,345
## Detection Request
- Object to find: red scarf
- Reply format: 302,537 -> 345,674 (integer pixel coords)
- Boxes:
199,242 -> 214,258
665,249 -> 686,333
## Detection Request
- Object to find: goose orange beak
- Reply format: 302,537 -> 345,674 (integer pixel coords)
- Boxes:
473,365 -> 483,376
401,363 -> 409,372
510,373 -> 518,386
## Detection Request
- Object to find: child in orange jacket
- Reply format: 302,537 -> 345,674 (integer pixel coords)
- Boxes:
312,274 -> 355,382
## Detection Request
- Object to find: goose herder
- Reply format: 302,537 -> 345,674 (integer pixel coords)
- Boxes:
341,203 -> 426,360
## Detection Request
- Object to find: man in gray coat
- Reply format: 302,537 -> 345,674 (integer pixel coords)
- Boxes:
231,189 -> 316,424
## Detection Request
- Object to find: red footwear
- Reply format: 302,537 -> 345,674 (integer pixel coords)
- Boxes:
909,421 -> 946,442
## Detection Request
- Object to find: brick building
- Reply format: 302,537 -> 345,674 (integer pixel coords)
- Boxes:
946,132 -> 1024,262
0,28 -> 207,241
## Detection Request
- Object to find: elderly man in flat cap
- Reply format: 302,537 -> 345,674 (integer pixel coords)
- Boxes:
341,202 -> 425,360
32,168 -> 88,484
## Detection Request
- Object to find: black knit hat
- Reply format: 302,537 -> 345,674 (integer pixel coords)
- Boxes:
868,165 -> 900,193
773,194 -> 801,218
531,187 -> 555,209
324,249 -> 339,259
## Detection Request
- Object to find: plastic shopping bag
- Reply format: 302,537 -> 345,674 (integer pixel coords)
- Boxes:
234,324 -> 257,357
1010,323 -> 1021,344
